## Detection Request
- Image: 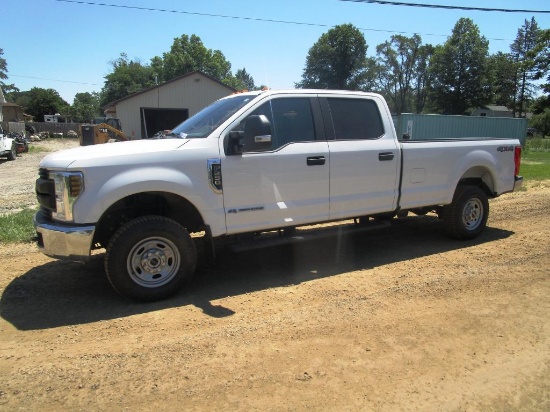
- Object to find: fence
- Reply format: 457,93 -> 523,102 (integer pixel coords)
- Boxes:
1,121 -> 83,137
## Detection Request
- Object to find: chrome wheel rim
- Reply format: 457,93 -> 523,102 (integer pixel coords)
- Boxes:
127,237 -> 180,288
462,198 -> 483,231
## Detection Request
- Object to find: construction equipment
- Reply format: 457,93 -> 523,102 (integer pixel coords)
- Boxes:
80,118 -> 128,146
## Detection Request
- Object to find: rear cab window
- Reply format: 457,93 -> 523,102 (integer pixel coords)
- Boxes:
322,97 -> 385,140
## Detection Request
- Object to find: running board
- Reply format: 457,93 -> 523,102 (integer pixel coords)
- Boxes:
227,219 -> 391,253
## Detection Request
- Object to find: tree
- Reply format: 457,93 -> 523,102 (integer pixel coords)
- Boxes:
529,108 -> 550,136
533,29 -> 550,95
154,34 -> 233,84
297,24 -> 373,90
100,53 -> 156,107
24,87 -> 69,122
375,34 -> 423,114
102,35 -> 244,106
487,52 -> 517,108
234,68 -> 256,90
0,47 -> 18,99
69,92 -> 102,123
413,44 -> 435,113
429,18 -> 490,115
530,95 -> 550,115
511,18 -> 541,117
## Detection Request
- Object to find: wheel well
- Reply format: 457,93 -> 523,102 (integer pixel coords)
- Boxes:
93,192 -> 204,248
458,167 -> 496,198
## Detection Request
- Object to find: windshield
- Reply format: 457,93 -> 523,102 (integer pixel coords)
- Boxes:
171,94 -> 258,138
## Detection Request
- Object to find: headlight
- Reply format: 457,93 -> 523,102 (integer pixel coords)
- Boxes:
51,171 -> 84,222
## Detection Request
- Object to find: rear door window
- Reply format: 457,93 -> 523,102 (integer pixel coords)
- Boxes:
326,98 -> 384,140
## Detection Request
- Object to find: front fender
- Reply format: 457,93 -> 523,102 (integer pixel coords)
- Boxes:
73,166 -> 225,235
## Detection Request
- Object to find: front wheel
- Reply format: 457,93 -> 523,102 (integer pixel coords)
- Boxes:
7,143 -> 16,161
105,216 -> 197,301
443,186 -> 489,240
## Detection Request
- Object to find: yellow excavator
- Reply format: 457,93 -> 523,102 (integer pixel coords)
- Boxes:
80,117 -> 128,146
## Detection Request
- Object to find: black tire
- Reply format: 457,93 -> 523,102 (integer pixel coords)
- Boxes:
105,216 -> 197,301
443,186 -> 489,240
7,143 -> 16,161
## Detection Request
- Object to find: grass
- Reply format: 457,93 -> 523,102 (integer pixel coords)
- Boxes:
28,145 -> 51,154
0,209 -> 37,244
520,151 -> 550,181
525,137 -> 550,152
521,138 -> 550,181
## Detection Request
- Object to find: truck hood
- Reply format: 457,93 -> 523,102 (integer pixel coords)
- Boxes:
39,139 -> 190,169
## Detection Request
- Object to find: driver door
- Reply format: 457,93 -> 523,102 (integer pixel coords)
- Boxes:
221,96 -> 330,234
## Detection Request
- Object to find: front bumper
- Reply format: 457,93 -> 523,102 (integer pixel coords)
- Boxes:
34,212 -> 96,262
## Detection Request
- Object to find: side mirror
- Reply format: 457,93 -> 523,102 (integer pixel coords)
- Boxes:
244,115 -> 272,151
402,133 -> 411,140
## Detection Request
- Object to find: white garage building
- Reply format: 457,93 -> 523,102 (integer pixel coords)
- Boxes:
104,71 -> 236,140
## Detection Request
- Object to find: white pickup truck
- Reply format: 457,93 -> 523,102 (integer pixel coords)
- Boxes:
0,126 -> 16,161
34,89 -> 523,301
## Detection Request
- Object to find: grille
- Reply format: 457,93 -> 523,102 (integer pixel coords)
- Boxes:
36,169 -> 56,212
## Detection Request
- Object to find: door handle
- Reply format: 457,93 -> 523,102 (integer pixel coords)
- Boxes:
307,156 -> 326,166
378,152 -> 395,161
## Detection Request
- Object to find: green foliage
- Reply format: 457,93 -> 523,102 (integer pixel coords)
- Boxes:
297,24 -> 375,90
0,47 -> 18,97
69,92 -> 102,123
100,36 -> 248,106
23,87 -> 69,122
525,137 -> 550,152
156,34 -> 233,83
533,28 -> 550,95
0,47 -> 6,81
529,109 -> 550,136
100,53 -> 156,107
511,17 -> 541,117
413,44 -> 435,114
530,95 -> 550,115
487,52 -> 517,108
429,18 -> 490,115
375,34 -> 424,114
234,68 -> 256,90
0,209 -> 37,244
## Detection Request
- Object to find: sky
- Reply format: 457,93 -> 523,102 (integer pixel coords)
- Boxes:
3,0 -> 550,104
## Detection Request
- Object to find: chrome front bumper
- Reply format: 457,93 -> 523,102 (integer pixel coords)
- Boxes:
34,212 -> 96,262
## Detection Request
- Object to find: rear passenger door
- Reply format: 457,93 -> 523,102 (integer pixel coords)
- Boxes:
321,95 -> 401,220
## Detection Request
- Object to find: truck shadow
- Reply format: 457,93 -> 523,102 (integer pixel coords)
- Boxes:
1,216 -> 514,330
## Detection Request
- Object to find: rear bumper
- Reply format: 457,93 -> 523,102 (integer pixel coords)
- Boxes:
34,212 -> 96,262
514,175 -> 523,192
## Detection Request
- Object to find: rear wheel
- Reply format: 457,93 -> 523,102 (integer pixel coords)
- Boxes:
443,186 -> 489,240
105,216 -> 197,301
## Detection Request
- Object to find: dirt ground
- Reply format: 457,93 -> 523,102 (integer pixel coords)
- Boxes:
0,139 -> 549,411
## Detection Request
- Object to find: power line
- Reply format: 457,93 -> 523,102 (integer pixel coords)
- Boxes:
53,0 -> 509,41
9,74 -> 100,86
339,0 -> 550,14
